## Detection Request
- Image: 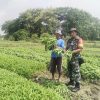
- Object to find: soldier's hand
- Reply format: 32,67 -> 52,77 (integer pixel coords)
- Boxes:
66,50 -> 72,57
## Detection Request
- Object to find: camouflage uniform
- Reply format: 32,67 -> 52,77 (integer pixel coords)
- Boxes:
66,36 -> 82,84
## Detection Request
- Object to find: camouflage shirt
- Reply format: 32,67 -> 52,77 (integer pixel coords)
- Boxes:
66,36 -> 83,56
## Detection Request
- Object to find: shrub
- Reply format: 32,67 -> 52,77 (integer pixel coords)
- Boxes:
13,29 -> 29,41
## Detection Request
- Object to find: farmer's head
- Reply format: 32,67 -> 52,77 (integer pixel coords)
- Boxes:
54,30 -> 62,39
69,28 -> 78,38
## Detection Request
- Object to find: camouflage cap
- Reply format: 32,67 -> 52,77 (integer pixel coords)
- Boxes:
69,28 -> 78,33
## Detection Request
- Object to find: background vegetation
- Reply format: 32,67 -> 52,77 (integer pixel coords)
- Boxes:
2,7 -> 100,41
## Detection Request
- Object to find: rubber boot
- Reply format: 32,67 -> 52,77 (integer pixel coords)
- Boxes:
67,79 -> 75,86
72,82 -> 80,92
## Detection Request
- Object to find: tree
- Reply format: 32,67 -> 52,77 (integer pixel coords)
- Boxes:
2,7 -> 100,40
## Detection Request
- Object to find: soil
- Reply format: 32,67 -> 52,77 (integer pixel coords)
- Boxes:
32,71 -> 100,100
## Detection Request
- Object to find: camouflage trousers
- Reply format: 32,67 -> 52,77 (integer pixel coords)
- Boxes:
67,58 -> 81,83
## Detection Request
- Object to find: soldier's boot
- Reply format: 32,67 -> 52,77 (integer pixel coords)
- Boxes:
67,79 -> 75,86
72,82 -> 80,92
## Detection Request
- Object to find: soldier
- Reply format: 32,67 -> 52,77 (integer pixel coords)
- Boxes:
66,28 -> 83,92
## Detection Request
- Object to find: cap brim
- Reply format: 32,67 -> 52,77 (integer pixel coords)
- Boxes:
55,32 -> 62,35
69,30 -> 78,34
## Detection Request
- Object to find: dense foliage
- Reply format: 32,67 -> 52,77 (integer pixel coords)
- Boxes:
41,36 -> 56,51
2,8 -> 100,40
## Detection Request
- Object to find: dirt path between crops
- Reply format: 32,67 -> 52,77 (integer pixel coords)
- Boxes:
32,71 -> 100,100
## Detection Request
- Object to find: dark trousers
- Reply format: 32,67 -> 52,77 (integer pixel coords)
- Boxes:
50,57 -> 62,75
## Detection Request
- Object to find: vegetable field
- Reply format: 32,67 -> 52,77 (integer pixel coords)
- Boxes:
0,40 -> 100,100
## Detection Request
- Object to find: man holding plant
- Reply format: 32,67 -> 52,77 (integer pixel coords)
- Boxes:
50,30 -> 65,82
66,28 -> 84,92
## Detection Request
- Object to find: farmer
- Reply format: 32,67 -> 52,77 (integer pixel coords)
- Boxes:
66,28 -> 83,92
50,30 -> 65,82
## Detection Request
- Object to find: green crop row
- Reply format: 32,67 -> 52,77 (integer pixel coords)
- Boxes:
80,56 -> 100,80
0,47 -> 49,62
0,41 -> 99,81
0,53 -> 46,78
81,63 -> 100,80
0,68 -> 64,100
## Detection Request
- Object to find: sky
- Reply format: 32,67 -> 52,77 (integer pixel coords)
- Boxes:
0,0 -> 100,35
